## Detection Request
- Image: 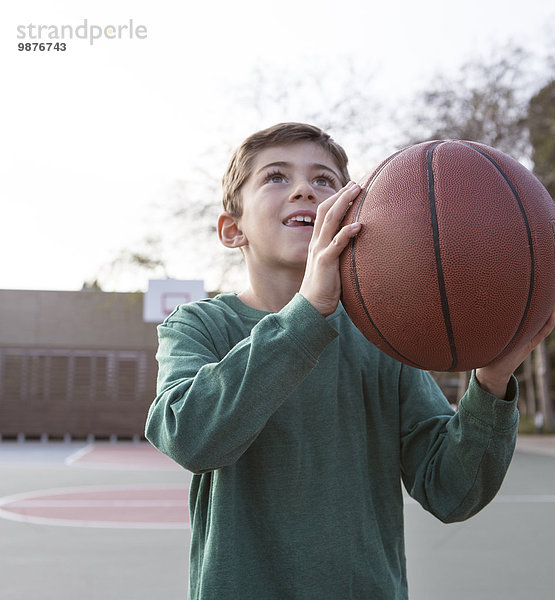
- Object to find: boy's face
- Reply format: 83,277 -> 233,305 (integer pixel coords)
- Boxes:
235,141 -> 343,272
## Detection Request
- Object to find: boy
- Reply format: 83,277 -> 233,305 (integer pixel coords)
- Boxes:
146,123 -> 554,599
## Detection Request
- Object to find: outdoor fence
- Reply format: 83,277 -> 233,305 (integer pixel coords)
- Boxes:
0,345 -> 157,440
0,288 -> 162,441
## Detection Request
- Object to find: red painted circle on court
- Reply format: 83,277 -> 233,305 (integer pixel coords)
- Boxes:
0,485 -> 189,529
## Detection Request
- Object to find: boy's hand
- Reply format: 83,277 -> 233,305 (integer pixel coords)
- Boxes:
476,310 -> 555,399
299,182 -> 362,317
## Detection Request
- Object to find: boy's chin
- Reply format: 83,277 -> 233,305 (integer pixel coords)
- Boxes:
288,251 -> 310,270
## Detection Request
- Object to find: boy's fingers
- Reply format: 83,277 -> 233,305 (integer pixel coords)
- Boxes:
317,221 -> 362,266
333,221 -> 362,255
313,182 -> 360,240
312,184 -> 351,235
478,310 -> 555,384
527,310 -> 555,351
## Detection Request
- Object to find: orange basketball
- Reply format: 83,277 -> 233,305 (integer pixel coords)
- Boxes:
339,140 -> 555,372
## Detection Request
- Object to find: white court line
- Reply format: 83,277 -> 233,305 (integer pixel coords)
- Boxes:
9,499 -> 186,508
403,494 -> 555,505
3,485 -> 553,530
0,509 -> 190,530
64,444 -> 95,465
0,483 -> 190,530
492,494 -> 555,503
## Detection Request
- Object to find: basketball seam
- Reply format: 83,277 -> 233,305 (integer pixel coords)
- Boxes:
427,142 -> 458,370
458,141 -> 535,365
350,151 -> 427,370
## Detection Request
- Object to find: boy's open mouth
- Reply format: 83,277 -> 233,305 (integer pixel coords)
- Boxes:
283,214 -> 315,227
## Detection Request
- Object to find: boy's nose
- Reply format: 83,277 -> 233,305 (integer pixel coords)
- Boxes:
289,180 -> 316,203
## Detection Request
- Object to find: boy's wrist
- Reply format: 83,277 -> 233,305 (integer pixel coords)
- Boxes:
475,367 -> 511,400
298,292 -> 335,317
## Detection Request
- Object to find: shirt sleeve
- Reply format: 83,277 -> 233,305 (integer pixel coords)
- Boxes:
145,294 -> 338,473
399,367 -> 519,522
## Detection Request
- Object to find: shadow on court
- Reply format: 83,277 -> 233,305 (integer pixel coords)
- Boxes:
0,436 -> 553,600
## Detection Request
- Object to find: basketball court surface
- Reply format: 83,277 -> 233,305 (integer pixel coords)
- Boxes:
1,436 -> 554,599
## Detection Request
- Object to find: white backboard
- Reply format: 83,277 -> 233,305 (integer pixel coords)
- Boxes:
143,279 -> 206,323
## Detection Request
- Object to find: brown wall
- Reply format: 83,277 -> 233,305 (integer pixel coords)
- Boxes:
0,289 -> 159,439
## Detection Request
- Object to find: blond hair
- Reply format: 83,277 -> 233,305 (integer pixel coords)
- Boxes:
222,123 -> 350,217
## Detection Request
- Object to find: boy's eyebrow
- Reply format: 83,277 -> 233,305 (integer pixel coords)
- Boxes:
255,161 -> 342,182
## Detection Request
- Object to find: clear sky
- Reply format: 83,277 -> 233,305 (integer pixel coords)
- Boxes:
1,0 -> 553,292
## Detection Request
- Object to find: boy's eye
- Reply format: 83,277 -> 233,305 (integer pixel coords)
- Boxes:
265,171 -> 287,184
313,175 -> 337,188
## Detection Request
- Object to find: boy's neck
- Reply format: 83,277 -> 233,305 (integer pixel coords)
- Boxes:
238,268 -> 305,313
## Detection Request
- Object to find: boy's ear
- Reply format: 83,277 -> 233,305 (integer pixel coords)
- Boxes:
217,212 -> 248,248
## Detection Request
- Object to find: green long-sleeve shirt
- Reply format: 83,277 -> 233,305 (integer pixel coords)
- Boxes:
145,293 -> 518,600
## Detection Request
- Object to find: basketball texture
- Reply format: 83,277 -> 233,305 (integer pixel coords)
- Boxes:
339,140 -> 555,372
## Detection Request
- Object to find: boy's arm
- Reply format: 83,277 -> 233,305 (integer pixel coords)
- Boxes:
145,295 -> 337,473
399,367 -> 519,523
399,312 -> 553,523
